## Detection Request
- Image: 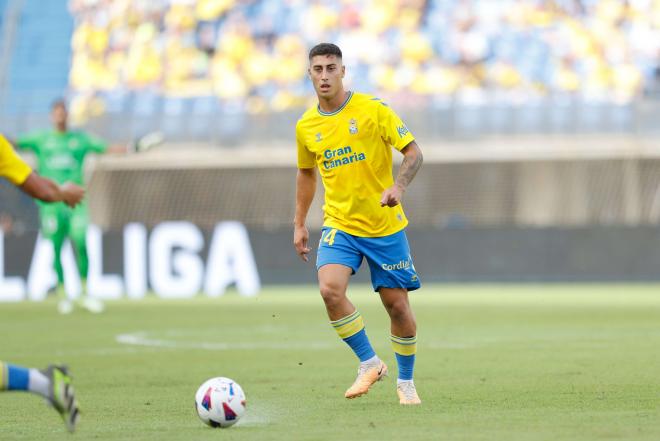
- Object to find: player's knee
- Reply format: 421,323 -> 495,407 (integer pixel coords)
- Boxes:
388,298 -> 415,325
318,281 -> 346,306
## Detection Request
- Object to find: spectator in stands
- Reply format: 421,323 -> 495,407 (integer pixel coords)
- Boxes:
66,0 -> 660,121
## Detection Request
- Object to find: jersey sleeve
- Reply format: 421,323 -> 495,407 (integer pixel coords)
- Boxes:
376,101 -> 415,151
296,120 -> 316,169
83,132 -> 108,153
16,131 -> 42,153
0,134 -> 33,185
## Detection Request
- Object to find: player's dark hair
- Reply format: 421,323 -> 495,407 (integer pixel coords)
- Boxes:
308,43 -> 342,61
51,98 -> 67,111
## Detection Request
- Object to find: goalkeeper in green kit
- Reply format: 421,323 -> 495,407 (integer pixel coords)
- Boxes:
16,100 -> 139,314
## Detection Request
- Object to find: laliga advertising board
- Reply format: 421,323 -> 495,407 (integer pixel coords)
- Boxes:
0,221 -> 261,302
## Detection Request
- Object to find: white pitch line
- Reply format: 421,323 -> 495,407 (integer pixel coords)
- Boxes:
115,331 -> 335,351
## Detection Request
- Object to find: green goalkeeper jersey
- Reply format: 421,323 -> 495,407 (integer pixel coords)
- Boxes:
17,130 -> 107,185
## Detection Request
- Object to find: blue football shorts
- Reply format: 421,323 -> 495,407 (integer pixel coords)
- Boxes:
316,227 -> 421,292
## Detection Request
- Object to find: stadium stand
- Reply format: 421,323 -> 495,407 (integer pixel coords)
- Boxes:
0,0 -> 658,141
65,0 -> 659,117
3,0 -> 72,115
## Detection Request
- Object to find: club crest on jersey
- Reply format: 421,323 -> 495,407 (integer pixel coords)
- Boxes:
315,133 -> 322,142
348,118 -> 358,135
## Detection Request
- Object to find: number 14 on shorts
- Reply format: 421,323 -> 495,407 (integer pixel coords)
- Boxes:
321,228 -> 338,246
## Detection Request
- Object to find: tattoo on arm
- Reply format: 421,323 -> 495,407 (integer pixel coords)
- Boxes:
395,145 -> 423,190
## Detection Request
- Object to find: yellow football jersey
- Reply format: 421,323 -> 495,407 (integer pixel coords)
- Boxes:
296,92 -> 415,237
0,133 -> 32,185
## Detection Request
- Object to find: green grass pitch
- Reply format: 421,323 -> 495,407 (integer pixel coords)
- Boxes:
1,284 -> 659,440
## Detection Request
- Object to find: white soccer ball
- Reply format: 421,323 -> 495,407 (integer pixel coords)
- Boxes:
195,377 -> 246,428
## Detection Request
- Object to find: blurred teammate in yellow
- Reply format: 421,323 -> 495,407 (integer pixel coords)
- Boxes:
0,133 -> 82,432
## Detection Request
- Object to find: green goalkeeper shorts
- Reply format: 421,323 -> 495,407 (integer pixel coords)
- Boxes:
39,202 -> 89,240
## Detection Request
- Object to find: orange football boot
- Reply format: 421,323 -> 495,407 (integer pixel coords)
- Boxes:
344,360 -> 388,399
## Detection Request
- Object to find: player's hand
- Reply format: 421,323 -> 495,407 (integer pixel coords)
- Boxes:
61,182 -> 85,207
380,184 -> 404,207
293,225 -> 311,262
